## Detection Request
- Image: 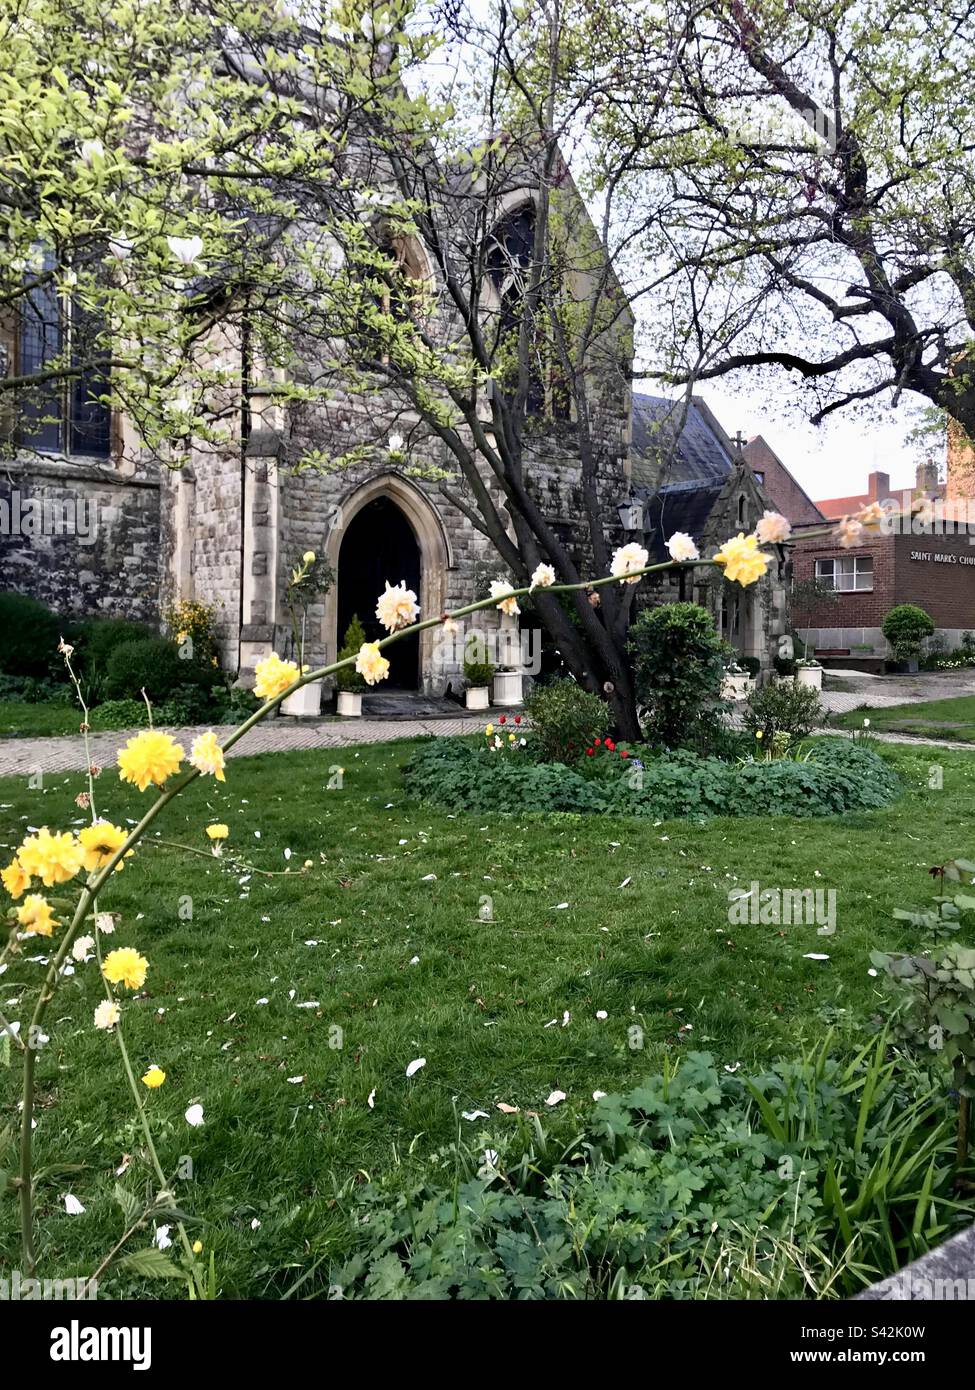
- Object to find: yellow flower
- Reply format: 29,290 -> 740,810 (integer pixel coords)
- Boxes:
189,730 -> 226,782
375,580 -> 420,633
142,1065 -> 166,1089
484,723 -> 494,736
355,641 -> 390,686
302,550 -> 316,563
206,823 -> 229,841
254,652 -> 300,701
118,730 -> 184,793
78,821 -> 131,874
192,1240 -> 203,1255
17,828 -> 83,886
755,730 -> 764,740
1,857 -> 31,899
102,947 -> 149,991
16,894 -> 59,937
94,999 -> 121,1031
713,533 -> 770,587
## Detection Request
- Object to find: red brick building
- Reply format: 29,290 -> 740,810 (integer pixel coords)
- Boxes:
790,463 -> 975,665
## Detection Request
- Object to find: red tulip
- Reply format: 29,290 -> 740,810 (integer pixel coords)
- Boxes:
514,715 -> 522,724
620,749 -> 629,758
499,715 -> 506,725
586,748 -> 594,756
594,738 -> 601,747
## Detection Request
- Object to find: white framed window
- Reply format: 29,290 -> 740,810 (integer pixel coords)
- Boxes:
815,555 -> 874,592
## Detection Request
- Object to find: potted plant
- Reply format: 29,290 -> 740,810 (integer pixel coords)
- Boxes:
795,657 -> 823,690
720,658 -> 751,701
773,653 -> 797,684
463,655 -> 495,710
335,614 -> 367,716
281,548 -> 334,717
882,604 -> 934,673
492,620 -> 524,706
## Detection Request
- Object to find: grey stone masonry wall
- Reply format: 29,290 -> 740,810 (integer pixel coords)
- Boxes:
0,453 -> 160,624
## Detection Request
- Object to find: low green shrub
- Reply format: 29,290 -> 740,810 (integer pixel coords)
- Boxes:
327,1045 -> 969,1300
742,678 -> 825,747
629,602 -> 726,748
0,592 -> 62,678
463,658 -> 495,687
0,673 -> 73,704
523,677 -> 610,763
403,736 -> 900,820
87,699 -> 150,731
102,636 -> 213,703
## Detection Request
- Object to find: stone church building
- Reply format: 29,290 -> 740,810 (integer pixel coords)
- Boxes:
0,181 -> 797,693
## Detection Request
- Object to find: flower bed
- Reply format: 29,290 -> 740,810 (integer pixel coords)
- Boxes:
403,736 -> 901,819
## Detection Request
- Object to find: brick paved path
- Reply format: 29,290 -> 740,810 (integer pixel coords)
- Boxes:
0,714 -> 488,777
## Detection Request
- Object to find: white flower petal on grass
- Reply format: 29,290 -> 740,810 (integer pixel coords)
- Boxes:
154,1224 -> 172,1250
185,1104 -> 204,1127
545,1090 -> 567,1108
287,1075 -> 304,1084
409,955 -> 420,965
618,876 -> 632,889
462,1109 -> 489,1121
367,1087 -> 377,1110
553,902 -> 569,910
63,1193 -> 85,1215
561,1011 -> 570,1027
803,953 -> 830,961
405,1057 -> 426,1079
251,1218 -> 262,1230
421,873 -> 437,881
496,1102 -> 519,1114
592,1090 -> 607,1101
595,1010 -> 608,1020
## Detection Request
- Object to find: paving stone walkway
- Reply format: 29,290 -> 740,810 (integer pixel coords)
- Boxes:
0,714 -> 490,777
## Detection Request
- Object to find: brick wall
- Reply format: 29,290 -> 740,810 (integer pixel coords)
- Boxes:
743,437 -> 823,526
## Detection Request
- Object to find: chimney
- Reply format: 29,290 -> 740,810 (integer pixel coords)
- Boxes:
867,470 -> 890,501
915,459 -> 940,493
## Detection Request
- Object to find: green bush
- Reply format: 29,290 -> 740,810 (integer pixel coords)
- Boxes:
463,658 -> 495,687
327,1046 -> 969,1300
87,698 -> 151,731
523,677 -> 610,763
629,603 -> 725,748
883,604 -> 935,660
403,735 -> 899,820
102,636 -> 213,704
742,678 -> 825,748
0,673 -> 73,705
72,617 -> 154,698
0,592 -> 62,678
336,616 -> 368,693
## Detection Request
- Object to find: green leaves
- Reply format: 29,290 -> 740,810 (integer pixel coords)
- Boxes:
115,1247 -> 184,1280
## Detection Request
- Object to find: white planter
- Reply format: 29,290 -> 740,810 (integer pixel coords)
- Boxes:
720,673 -> 752,701
493,670 -> 524,707
281,679 -> 322,718
336,690 -> 362,717
796,665 -> 823,690
466,686 -> 490,711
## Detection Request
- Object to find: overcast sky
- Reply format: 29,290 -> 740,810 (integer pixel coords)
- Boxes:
668,379 -> 938,502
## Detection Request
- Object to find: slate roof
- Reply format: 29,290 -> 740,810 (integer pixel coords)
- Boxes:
642,480 -> 728,562
630,392 -> 734,488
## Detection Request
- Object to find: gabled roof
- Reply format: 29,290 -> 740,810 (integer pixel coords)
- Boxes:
630,392 -> 733,488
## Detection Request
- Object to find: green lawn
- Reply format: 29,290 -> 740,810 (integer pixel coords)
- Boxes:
833,695 -> 975,742
1,735 -> 973,1295
0,700 -> 80,738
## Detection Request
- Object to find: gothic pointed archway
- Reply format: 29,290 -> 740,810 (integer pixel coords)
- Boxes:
323,474 -> 451,693
337,497 -> 421,689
